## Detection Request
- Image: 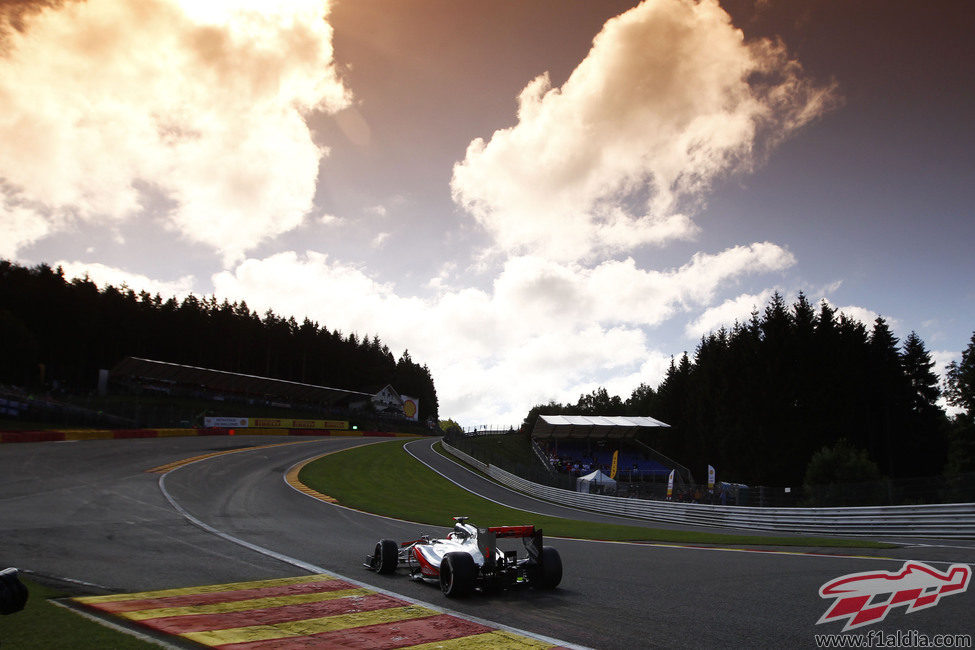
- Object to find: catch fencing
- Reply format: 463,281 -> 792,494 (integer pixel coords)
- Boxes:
460,426 -> 517,436
441,441 -> 975,539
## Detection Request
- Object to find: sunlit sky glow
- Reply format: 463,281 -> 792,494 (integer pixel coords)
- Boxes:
2,0 -> 973,426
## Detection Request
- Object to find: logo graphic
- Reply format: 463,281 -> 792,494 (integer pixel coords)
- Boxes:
817,561 -> 970,631
401,397 -> 418,420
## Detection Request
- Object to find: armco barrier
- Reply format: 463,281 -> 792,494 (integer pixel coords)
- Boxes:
441,441 -> 975,539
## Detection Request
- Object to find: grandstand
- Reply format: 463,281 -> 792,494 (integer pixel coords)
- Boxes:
530,415 -> 691,496
108,357 -> 413,420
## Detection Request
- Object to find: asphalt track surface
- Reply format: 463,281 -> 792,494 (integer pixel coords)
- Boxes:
1,434 -> 974,649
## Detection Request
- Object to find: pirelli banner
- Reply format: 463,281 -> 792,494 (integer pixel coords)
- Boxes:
204,417 -> 349,430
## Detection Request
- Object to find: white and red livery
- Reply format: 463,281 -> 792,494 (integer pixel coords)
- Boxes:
365,516 -> 562,597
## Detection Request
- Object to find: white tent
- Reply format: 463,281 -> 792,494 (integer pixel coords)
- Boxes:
576,469 -> 617,494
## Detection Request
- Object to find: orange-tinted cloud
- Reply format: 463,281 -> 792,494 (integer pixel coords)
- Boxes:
0,0 -> 350,265
451,0 -> 837,262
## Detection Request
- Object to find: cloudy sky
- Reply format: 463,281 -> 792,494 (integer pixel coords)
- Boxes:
2,0 -> 973,426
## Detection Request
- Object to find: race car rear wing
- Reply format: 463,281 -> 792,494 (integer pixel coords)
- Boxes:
478,525 -> 544,570
486,525 -> 535,538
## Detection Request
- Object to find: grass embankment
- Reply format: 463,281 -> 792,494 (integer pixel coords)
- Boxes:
299,439 -> 895,549
1,577 -> 156,649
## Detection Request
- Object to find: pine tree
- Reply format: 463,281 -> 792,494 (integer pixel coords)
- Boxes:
900,331 -> 948,476
902,331 -> 941,413
946,332 -> 975,420
867,317 -> 907,477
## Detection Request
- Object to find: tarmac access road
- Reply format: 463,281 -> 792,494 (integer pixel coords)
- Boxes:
1,434 -> 973,649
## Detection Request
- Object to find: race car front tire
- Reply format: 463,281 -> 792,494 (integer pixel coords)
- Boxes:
374,539 -> 398,574
439,552 -> 476,597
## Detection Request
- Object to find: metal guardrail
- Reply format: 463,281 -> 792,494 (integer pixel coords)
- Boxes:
441,441 -> 975,539
529,437 -> 554,473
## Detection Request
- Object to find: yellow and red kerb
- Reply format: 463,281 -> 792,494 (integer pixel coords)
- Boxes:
74,573 -> 567,649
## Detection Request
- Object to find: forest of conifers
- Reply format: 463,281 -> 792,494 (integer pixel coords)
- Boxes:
0,261 -> 438,422
4,259 -> 974,488
523,293 -> 975,486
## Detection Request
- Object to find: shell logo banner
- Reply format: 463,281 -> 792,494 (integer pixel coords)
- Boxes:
400,396 -> 419,422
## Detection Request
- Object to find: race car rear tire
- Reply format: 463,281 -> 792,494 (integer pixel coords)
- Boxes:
439,552 -> 476,597
528,546 -> 562,590
374,539 -> 398,574
0,568 -> 28,615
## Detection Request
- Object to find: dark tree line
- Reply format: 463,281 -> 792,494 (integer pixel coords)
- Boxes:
0,260 -> 438,422
523,292 -> 961,486
944,332 -> 975,478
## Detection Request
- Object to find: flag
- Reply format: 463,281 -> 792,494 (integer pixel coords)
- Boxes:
667,469 -> 675,498
400,395 -> 419,421
707,465 -> 715,489
610,450 -> 619,480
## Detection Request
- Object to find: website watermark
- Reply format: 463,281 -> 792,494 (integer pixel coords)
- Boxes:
814,561 -> 972,647
815,629 -> 972,648
817,561 -> 971,631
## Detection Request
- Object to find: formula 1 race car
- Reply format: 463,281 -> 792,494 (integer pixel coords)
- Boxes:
365,517 -> 562,597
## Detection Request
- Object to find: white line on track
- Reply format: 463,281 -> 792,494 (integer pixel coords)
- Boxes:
402,437 -> 565,518
158,439 -> 591,650
19,568 -> 114,591
881,541 -> 975,550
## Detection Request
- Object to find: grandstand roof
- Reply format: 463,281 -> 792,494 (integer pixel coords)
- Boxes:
109,357 -> 373,407
531,414 -> 670,439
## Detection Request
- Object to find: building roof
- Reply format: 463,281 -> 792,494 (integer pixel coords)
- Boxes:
530,414 -> 670,439
109,357 -> 373,407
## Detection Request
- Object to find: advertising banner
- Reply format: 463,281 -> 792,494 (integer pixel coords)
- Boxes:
204,417 -> 249,428
250,418 -> 348,430
610,450 -> 619,480
708,465 -> 716,489
204,417 -> 348,430
289,419 -> 349,430
667,469 -> 675,498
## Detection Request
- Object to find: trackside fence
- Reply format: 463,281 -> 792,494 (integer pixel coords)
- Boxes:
441,441 -> 975,539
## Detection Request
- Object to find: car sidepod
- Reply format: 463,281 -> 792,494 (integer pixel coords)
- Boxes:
411,543 -> 442,578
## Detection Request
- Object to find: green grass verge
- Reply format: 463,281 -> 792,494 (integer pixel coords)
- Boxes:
299,439 -> 895,549
1,578 -> 156,649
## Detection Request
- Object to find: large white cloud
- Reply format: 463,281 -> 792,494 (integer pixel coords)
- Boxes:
684,290 -> 893,342
684,289 -> 774,339
0,0 -> 349,265
208,242 -> 794,422
0,200 -> 53,259
451,0 -> 836,262
491,242 -> 794,331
